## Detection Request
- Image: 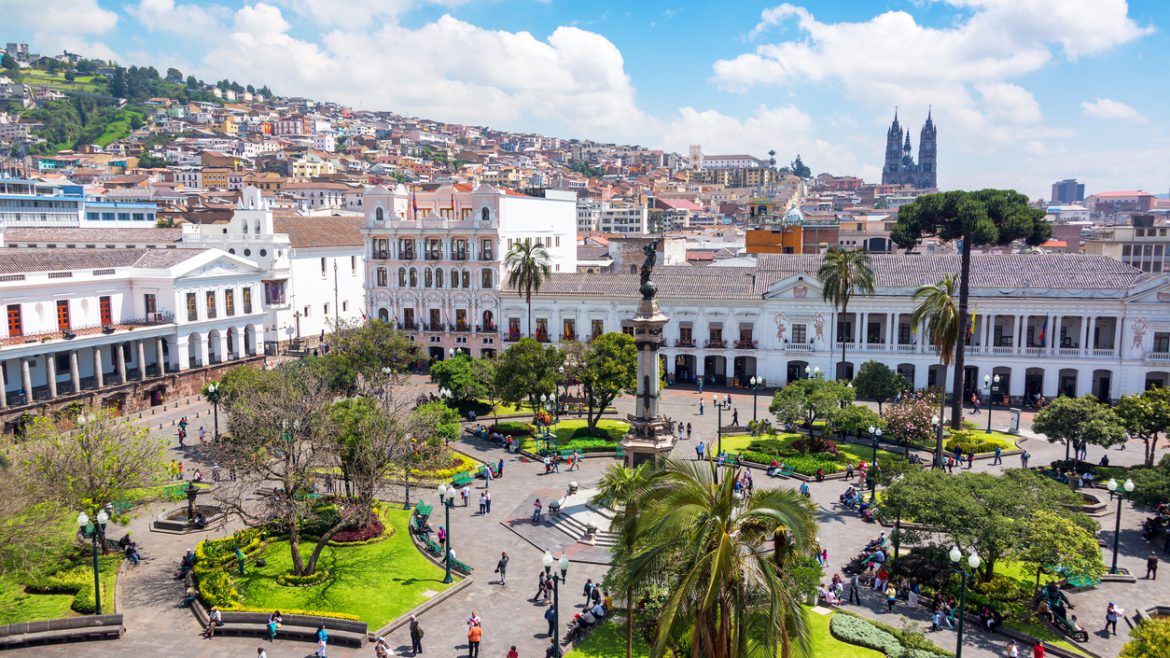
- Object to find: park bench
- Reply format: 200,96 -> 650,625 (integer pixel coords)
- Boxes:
0,614 -> 125,648
414,501 -> 433,520
194,607 -> 367,647
768,465 -> 796,478
409,516 -> 428,537
449,557 -> 473,575
422,536 -> 444,557
478,464 -> 501,479
451,472 -> 474,488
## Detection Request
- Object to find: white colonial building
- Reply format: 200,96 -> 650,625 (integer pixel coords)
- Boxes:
362,183 -> 577,361
0,245 -> 267,427
502,254 -> 1170,403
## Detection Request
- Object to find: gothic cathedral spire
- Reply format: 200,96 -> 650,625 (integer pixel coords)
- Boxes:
881,108 -> 937,189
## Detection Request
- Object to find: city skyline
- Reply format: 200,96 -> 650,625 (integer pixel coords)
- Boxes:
4,0 -> 1169,198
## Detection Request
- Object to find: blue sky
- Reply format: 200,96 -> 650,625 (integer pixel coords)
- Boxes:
5,0 -> 1169,198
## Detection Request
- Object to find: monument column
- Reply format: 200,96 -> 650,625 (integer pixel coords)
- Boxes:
620,239 -> 675,467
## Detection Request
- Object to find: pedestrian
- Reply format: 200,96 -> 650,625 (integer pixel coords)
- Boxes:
508,646 -> 519,658
848,573 -> 860,604
198,426 -> 206,443
1033,640 -> 1045,658
726,393 -> 731,406
462,484 -> 471,507
257,648 -> 267,658
583,578 -> 596,606
885,584 -> 897,612
696,442 -> 705,461
732,408 -> 739,426
315,629 -> 327,657
496,551 -> 509,585
235,547 -> 246,576
572,450 -> 581,471
533,571 -> 548,602
698,379 -> 704,394
992,445 -> 1002,465
485,491 -> 492,514
484,466 -> 492,489
544,604 -> 557,636
699,400 -> 704,415
931,610 -> 941,632
967,450 -> 975,468
845,462 -> 854,480
467,621 -> 482,658
408,615 -> 423,655
1148,552 -> 1159,580
532,499 -> 543,523
479,493 -> 487,515
1021,451 -> 1030,469
1006,640 -> 1019,658
1104,602 -> 1120,635
686,422 -> 692,440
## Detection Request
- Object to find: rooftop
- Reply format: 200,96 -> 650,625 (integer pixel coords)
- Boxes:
272,216 -> 364,248
0,247 -> 208,275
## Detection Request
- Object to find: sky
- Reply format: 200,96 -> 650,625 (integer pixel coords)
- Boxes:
4,0 -> 1169,198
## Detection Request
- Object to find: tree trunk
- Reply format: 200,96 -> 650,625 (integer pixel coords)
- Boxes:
951,239 -> 971,429
936,364 -> 948,469
1065,439 -> 1070,462
980,553 -> 996,583
289,523 -> 307,575
840,301 -> 848,381
304,506 -> 365,575
526,290 -> 533,337
1147,436 -> 1157,467
626,593 -> 634,658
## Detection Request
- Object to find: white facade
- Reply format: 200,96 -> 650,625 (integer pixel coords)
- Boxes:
577,200 -> 649,234
501,254 -> 1170,403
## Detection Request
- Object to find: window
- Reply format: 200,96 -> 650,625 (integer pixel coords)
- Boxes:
403,308 -> 415,328
398,268 -> 407,287
376,207 -> 384,222
342,301 -> 348,312
535,318 -> 549,340
555,236 -> 560,248
100,296 -> 112,326
424,269 -> 433,288
482,310 -> 495,331
206,291 -> 217,318
792,324 -> 807,344
409,268 -> 418,287
243,287 -> 253,314
225,289 -> 236,316
435,268 -> 444,288
481,269 -> 493,288
144,293 -> 157,317
186,293 -> 198,321
429,309 -> 441,330
837,320 -> 853,344
56,300 -> 71,331
320,257 -> 327,277
351,255 -> 356,273
1155,332 -> 1170,354
455,309 -> 468,330
563,319 -> 576,340
451,268 -> 459,288
462,271 -> 470,288
508,317 -> 521,337
373,238 -> 389,259
324,303 -> 330,316
482,239 -> 493,260
376,267 -> 388,287
6,304 -> 21,337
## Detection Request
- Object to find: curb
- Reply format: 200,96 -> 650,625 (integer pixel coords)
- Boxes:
368,576 -> 474,641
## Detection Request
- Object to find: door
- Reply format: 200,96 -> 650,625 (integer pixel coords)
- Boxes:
56,300 -> 71,331
100,296 -> 112,326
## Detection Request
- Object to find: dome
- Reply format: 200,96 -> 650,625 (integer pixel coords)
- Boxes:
782,207 -> 804,226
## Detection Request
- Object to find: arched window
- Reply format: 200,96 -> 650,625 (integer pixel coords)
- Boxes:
435,268 -> 444,288
424,269 -> 433,288
451,268 -> 460,288
409,268 -> 418,287
376,267 -> 388,287
376,207 -> 385,222
481,268 -> 493,288
462,270 -> 470,289
482,310 -> 494,331
377,308 -> 389,322
398,267 -> 407,287
481,207 -> 490,222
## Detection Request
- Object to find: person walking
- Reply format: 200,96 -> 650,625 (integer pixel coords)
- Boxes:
1032,640 -> 1045,658
408,615 -> 423,655
848,573 -> 860,605
479,493 -> 487,515
461,484 -> 471,507
257,648 -> 268,658
1104,602 -> 1120,636
695,441 -> 705,461
699,399 -> 704,415
467,622 -> 482,658
1006,640 -> 1019,658
1147,552 -> 1159,580
496,551 -> 509,585
885,583 -> 897,612
992,445 -> 1003,465
532,499 -> 542,523
1021,451 -> 1030,469
485,491 -> 492,514
686,422 -> 692,440
732,408 -> 739,426
544,604 -> 557,637
583,578 -> 596,606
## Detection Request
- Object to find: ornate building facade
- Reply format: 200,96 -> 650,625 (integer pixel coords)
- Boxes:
881,110 -> 937,189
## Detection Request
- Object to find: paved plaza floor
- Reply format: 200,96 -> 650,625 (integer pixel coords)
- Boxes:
6,379 -> 1168,657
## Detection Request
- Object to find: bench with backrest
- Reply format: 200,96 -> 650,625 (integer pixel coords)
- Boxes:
448,557 -> 473,575
198,608 -> 367,647
451,472 -> 474,488
0,614 -> 125,648
421,535 -> 444,557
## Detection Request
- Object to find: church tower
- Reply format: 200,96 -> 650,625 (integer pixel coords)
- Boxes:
881,110 -> 903,185
918,108 -> 937,189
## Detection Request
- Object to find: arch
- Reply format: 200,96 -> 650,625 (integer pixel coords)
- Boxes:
244,325 -> 257,357
481,268 -> 494,288
674,355 -> 696,384
461,270 -> 470,289
896,363 -> 915,385
207,330 -> 222,365
991,366 -> 1011,405
377,307 -> 390,322
187,332 -> 203,368
376,267 -> 388,287
481,309 -> 495,331
703,355 -> 727,386
398,267 -> 407,287
836,361 -> 854,381
1025,368 -> 1044,404
409,268 -> 418,287
480,348 -> 496,359
786,360 -> 809,384
1058,368 -> 1078,398
1092,369 -> 1113,402
376,207 -> 385,222
424,269 -> 433,288
481,206 -> 490,222
451,268 -> 460,289
1146,371 -> 1169,390
435,268 -> 444,288
733,356 -> 757,386
927,364 -> 946,390
226,327 -> 238,359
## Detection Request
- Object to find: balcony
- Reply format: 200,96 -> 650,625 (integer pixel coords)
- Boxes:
1056,347 -> 1081,357
373,251 -> 390,260
991,345 -> 1015,355
1090,348 -> 1116,358
1024,346 -> 1045,356
705,338 -> 727,349
1147,352 -> 1170,363
401,322 -> 418,331
480,253 -> 494,261
453,323 -> 471,333
786,342 -> 813,352
535,333 -> 551,343
674,337 -> 696,348
478,323 -> 497,333
734,339 -> 758,349
424,251 -> 443,261
560,333 -> 577,342
401,252 -> 416,261
452,251 -> 469,261
895,343 -> 917,352
0,313 -> 176,348
504,332 -> 522,342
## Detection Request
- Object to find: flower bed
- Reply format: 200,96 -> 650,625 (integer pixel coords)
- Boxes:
409,453 -> 480,480
944,430 -> 1015,455
830,612 -> 950,657
331,515 -> 385,544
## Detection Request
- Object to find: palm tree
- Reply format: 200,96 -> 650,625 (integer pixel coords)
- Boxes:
910,274 -> 961,470
626,459 -> 817,658
818,248 -> 875,381
505,241 -> 551,337
592,463 -> 650,658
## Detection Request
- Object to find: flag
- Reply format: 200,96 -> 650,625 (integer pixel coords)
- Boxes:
411,191 -> 418,218
967,308 -> 977,338
1037,317 -> 1048,347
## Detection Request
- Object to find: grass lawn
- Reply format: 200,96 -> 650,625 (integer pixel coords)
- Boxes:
519,419 -> 630,453
20,71 -> 101,91
0,554 -> 120,624
1003,620 -> 1091,658
95,110 -> 142,147
232,508 -> 450,627
722,433 -> 902,464
800,609 -> 884,658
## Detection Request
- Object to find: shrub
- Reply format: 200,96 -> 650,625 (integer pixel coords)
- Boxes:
944,430 -> 1008,455
561,438 -> 618,453
331,515 -> 385,544
25,555 -> 121,615
490,421 -> 534,436
782,453 -> 844,475
276,569 -> 332,587
570,426 -> 613,440
830,613 -> 903,657
411,453 -> 479,479
197,568 -> 242,608
790,437 -> 840,456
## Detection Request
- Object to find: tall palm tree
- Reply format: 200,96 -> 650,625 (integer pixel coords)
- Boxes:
592,463 -> 650,658
626,459 -> 817,658
818,248 -> 875,380
505,241 -> 551,337
911,274 -> 961,470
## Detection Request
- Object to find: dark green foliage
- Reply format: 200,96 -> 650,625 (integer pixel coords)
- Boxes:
852,361 -> 910,414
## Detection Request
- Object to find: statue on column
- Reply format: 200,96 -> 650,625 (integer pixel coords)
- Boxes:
640,238 -> 663,301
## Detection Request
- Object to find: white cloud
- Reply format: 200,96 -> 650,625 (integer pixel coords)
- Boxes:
1081,98 -> 1148,124
975,82 -> 1041,124
0,0 -> 119,59
128,0 -> 228,36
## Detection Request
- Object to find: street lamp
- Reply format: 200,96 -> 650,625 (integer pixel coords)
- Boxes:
749,375 -> 761,422
931,414 -> 944,470
542,551 -> 570,657
206,381 -> 221,440
713,394 -> 732,482
436,484 -> 457,584
1106,478 -> 1135,574
867,425 -> 882,501
983,374 -> 1000,433
77,509 -> 109,615
402,436 -> 416,510
949,545 -> 982,658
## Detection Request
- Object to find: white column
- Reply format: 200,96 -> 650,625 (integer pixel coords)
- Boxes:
216,333 -> 228,364
176,339 -> 190,371
1114,317 -> 1124,354
137,340 -> 147,380
69,350 -> 80,393
0,360 -> 7,409
156,337 -> 166,372
21,358 -> 32,402
197,335 -> 210,367
93,348 -> 104,389
1013,315 -> 1023,353
1085,317 -> 1095,353
886,313 -> 895,348
859,312 -> 867,349
47,353 -> 58,399
116,343 -> 127,383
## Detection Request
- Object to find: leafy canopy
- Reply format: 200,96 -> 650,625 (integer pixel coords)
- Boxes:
1032,394 -> 1127,454
851,360 -> 909,414
578,332 -> 638,429
1115,387 -> 1170,466
769,377 -> 855,429
494,338 -> 564,410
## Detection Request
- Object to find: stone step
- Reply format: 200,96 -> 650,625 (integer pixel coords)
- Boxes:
548,513 -> 620,547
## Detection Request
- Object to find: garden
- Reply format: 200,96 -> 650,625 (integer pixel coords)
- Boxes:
488,418 -> 631,455
720,431 -> 904,476
193,506 -> 451,627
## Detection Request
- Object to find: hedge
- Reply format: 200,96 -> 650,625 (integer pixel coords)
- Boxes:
409,453 -> 479,480
741,450 -> 844,475
331,515 -> 385,544
944,430 -> 1013,455
830,613 -> 904,657
490,421 -> 534,436
561,438 -> 620,453
277,569 -> 331,587
833,611 -> 952,657
24,554 -> 121,615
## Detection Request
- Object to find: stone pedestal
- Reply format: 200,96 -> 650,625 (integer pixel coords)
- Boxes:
620,295 -> 675,466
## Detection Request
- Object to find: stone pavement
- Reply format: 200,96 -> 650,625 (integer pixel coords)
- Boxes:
9,378 -> 1170,657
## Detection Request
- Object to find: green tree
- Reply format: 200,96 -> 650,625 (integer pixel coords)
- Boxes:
429,354 -> 485,402
818,248 -> 875,380
592,463 -> 651,658
1017,510 -> 1105,615
505,241 -> 551,336
325,396 -> 387,498
1116,387 -> 1170,466
579,332 -> 637,429
883,397 -> 937,447
1,54 -> 18,73
413,400 -> 461,447
769,377 -> 855,430
165,67 -> 183,83
1032,394 -> 1127,461
852,360 -> 909,415
830,404 -> 883,440
892,190 -> 1050,428
911,274 -> 961,467
495,338 -> 563,412
21,406 -> 167,551
329,318 -> 423,379
626,458 -> 817,657
473,357 -> 502,425
790,154 -> 811,178
1121,617 -> 1170,658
